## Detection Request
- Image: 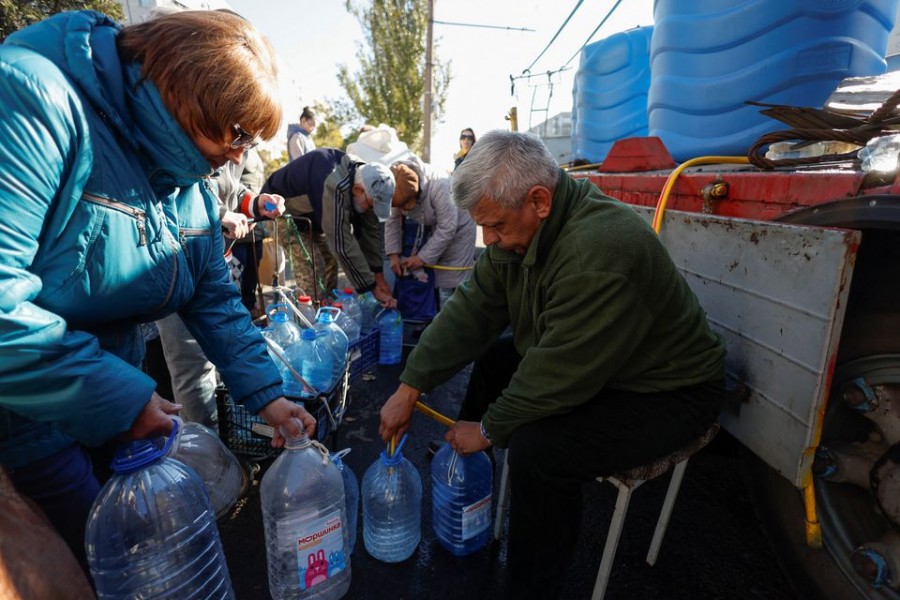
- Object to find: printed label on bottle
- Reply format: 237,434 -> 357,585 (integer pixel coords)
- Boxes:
277,509 -> 347,590
461,494 -> 492,541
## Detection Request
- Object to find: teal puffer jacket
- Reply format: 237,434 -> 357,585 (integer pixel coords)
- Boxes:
0,11 -> 283,469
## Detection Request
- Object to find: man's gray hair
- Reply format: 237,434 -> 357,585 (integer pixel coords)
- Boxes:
452,130 -> 559,211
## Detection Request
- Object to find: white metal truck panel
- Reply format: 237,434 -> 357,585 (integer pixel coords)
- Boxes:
632,207 -> 860,487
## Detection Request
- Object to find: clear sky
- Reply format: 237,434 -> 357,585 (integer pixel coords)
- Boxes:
227,0 -> 654,171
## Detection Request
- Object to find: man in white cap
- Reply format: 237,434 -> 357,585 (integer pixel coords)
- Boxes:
262,148 -> 397,306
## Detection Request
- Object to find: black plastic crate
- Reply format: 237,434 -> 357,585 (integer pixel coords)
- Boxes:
215,372 -> 349,459
348,328 -> 379,382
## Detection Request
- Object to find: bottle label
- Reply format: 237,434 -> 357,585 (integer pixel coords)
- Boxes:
277,509 -> 347,590
461,494 -> 492,541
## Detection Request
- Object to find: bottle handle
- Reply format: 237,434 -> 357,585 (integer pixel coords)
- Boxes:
161,416 -> 183,458
316,305 -> 343,321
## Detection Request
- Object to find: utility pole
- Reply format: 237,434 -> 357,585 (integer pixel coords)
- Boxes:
422,0 -> 434,163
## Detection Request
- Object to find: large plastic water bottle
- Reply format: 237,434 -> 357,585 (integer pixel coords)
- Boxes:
275,340 -> 308,400
315,307 -> 349,386
361,436 -> 422,562
296,295 -> 318,329
86,420 -> 235,599
431,444 -> 493,557
331,448 -> 359,554
261,420 -> 351,600
167,418 -> 246,520
263,304 -> 303,349
377,308 -> 403,365
357,292 -> 380,334
332,302 -> 361,344
291,328 -> 334,394
334,288 -> 363,327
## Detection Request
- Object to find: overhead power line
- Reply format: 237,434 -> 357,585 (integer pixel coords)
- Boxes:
520,0 -> 585,75
561,0 -> 626,70
433,19 -> 534,32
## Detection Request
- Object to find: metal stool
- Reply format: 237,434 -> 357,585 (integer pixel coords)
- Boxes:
493,422 -> 720,600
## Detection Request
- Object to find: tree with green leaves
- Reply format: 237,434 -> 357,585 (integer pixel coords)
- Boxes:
338,0 -> 450,156
1,0 -> 124,40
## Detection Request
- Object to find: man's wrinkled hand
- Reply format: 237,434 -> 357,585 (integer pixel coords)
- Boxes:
379,384 -> 421,443
444,420 -> 490,455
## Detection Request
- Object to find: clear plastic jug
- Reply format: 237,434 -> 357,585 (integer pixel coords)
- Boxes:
331,448 -> 359,554
167,417 -> 246,520
315,307 -> 350,386
261,419 -> 351,600
361,435 -> 421,562
85,419 -> 235,599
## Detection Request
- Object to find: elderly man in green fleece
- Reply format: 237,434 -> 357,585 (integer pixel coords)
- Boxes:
379,130 -> 726,599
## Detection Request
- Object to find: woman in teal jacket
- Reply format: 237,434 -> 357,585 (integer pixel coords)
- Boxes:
0,10 -> 314,566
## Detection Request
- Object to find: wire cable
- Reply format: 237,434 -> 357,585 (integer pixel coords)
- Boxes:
560,0 -> 626,70
521,0 -> 586,75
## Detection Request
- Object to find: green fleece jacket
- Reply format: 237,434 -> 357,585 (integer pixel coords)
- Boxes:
400,170 -> 726,447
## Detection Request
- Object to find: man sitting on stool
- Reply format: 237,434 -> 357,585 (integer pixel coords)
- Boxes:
378,130 -> 726,600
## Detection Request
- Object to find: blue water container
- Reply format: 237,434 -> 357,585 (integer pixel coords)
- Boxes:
314,307 -> 349,389
290,327 -> 333,395
331,449 -> 360,554
357,292 -> 381,334
571,26 -> 653,163
649,0 -> 900,161
361,437 -> 422,563
377,308 -> 403,365
85,420 -> 235,599
431,444 -> 493,557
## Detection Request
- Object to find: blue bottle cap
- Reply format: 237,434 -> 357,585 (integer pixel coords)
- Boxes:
379,449 -> 404,466
110,419 -> 180,474
301,328 -> 317,341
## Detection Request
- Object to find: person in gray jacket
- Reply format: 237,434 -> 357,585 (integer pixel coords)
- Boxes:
385,157 -> 476,310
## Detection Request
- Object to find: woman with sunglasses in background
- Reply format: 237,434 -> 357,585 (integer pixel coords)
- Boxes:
454,128 -> 477,171
0,9 -> 315,572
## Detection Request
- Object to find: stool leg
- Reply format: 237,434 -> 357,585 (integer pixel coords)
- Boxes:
592,479 -> 634,600
494,450 -> 510,541
646,458 -> 689,566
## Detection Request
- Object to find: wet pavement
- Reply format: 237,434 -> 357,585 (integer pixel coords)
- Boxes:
216,356 -> 799,600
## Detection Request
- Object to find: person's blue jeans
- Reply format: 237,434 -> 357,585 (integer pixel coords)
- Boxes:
9,444 -> 101,573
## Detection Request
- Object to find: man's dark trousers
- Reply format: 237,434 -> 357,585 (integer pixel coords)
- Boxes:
459,336 -> 724,600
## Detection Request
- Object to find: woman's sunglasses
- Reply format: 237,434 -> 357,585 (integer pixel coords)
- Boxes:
231,124 -> 260,149
460,134 -> 475,141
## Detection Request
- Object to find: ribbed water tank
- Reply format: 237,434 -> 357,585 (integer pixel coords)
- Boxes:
649,0 -> 900,161
571,26 -> 653,164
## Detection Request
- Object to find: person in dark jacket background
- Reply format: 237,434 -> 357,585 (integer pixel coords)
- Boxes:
263,147 -> 398,306
0,10 -> 314,569
379,130 -> 726,599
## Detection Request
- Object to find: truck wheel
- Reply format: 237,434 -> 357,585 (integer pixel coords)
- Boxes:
746,313 -> 900,600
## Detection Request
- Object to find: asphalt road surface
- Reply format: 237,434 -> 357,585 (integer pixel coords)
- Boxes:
216,357 -> 800,600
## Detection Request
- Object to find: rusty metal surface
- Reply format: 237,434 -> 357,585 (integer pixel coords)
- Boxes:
632,206 -> 860,486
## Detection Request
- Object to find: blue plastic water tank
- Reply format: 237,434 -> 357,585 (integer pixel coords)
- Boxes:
649,0 -> 900,161
571,26 -> 653,164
